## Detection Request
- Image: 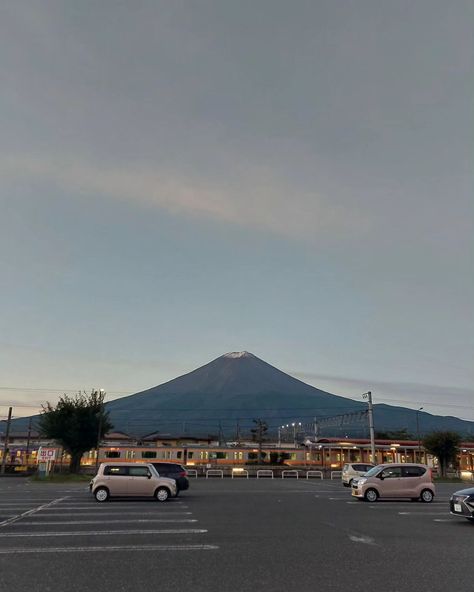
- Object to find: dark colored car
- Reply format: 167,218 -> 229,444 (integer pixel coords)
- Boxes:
151,463 -> 189,493
450,487 -> 474,522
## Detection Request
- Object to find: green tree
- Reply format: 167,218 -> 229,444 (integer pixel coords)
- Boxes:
251,419 -> 268,464
422,431 -> 461,477
39,390 -> 112,473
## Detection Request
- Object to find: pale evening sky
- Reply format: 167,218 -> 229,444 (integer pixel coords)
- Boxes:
0,1 -> 473,422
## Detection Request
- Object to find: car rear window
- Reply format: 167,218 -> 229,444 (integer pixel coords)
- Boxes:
353,464 -> 371,472
402,466 -> 426,477
154,463 -> 183,472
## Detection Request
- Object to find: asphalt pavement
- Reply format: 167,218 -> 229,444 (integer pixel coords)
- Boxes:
0,476 -> 472,592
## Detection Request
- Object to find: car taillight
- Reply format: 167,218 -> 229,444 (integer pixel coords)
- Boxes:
179,471 -> 187,477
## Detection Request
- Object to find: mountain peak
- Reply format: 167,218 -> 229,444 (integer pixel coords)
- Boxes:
221,351 -> 256,359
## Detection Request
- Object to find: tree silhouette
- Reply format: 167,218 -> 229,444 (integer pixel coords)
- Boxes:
39,390 -> 112,473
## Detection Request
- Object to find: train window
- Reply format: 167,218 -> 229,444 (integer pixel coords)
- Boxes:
105,450 -> 121,458
177,451 -> 182,459
141,451 -> 157,459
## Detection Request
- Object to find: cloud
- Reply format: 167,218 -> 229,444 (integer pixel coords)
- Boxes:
0,154 -> 372,242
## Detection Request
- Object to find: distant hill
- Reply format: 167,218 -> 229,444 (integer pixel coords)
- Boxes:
5,351 -> 474,439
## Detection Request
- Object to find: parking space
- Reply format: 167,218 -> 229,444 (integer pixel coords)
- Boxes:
0,482 -> 218,556
0,477 -> 472,592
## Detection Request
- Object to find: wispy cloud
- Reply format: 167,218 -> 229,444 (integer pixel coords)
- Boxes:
1,154 -> 372,242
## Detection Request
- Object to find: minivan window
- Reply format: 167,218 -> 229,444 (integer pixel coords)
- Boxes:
402,466 -> 425,477
364,467 -> 381,477
104,465 -> 128,476
381,467 -> 402,478
129,466 -> 151,477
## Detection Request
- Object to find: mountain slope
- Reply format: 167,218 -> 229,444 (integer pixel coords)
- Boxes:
5,351 -> 474,439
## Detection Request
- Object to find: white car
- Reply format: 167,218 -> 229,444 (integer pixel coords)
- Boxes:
342,462 -> 374,487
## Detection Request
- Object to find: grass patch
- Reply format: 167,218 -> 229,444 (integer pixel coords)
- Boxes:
30,473 -> 92,483
433,476 -> 464,483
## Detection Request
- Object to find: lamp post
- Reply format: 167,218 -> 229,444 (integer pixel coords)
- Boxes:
362,392 -> 376,463
95,389 -> 106,470
416,407 -> 423,462
291,423 -> 296,447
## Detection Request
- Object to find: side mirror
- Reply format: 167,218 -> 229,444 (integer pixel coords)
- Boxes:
378,474 -> 385,480
147,474 -> 152,479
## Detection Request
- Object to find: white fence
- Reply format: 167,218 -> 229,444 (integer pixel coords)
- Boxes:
231,468 -> 249,479
185,469 -> 198,478
281,470 -> 299,479
306,470 -> 323,479
330,470 -> 342,480
256,470 -> 274,479
206,469 -> 224,479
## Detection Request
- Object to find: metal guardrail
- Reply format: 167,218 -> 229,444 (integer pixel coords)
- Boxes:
330,470 -> 342,479
186,469 -> 198,478
306,470 -> 323,479
281,470 -> 299,479
231,468 -> 249,479
256,470 -> 274,479
206,469 -> 224,479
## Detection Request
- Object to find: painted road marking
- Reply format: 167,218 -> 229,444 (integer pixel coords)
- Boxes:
30,511 -> 193,517
0,497 -> 69,528
0,544 -> 219,554
348,534 -> 377,545
398,511 -> 449,516
17,519 -> 198,525
0,528 -> 208,537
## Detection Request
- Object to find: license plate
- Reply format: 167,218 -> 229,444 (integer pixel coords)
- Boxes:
454,503 -> 462,513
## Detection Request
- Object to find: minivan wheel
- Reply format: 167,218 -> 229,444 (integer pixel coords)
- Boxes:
364,488 -> 379,503
94,487 -> 109,503
155,487 -> 170,502
420,489 -> 434,503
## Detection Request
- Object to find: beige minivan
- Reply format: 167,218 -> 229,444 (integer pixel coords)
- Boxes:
90,462 -> 177,502
351,463 -> 435,502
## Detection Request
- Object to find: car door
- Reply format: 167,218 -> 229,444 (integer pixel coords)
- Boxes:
103,465 -> 129,495
401,466 -> 425,496
128,465 -> 154,496
379,466 -> 403,497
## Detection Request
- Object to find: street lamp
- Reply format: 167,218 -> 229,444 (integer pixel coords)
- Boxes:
416,407 -> 423,462
95,389 -> 106,470
362,392 -> 376,463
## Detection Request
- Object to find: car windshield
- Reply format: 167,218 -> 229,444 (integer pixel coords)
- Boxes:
364,466 -> 381,477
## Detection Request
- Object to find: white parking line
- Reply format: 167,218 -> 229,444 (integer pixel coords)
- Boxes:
0,528 -> 207,537
31,511 -> 193,517
0,544 -> 219,554
0,497 -> 69,528
398,512 -> 449,516
17,519 -> 198,525
39,505 -> 189,510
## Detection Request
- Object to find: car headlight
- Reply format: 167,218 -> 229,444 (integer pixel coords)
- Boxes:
357,478 -> 367,485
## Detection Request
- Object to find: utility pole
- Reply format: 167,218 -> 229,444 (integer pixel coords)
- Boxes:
313,417 -> 320,441
1,407 -> 13,475
416,407 -> 423,462
362,392 -> 376,463
95,390 -> 106,471
25,417 -> 32,467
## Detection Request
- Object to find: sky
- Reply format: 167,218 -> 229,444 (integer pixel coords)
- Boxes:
0,1 -> 473,423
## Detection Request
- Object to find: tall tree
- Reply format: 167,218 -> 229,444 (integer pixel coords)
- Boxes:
422,431 -> 461,477
251,419 -> 268,464
39,390 -> 112,473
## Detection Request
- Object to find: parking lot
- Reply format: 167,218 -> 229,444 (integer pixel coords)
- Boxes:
0,477 -> 472,592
